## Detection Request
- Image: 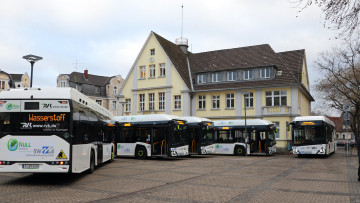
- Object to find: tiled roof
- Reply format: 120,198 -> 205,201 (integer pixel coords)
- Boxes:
189,44 -> 299,91
152,32 -> 192,90
9,74 -> 22,82
329,113 -> 352,133
67,72 -> 114,87
277,50 -> 305,83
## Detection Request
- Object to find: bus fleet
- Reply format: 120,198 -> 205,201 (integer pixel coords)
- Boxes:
0,88 -> 336,174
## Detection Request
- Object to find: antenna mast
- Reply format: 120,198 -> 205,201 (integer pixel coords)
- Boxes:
181,4 -> 184,40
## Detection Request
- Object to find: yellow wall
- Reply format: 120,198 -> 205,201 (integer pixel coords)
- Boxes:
0,73 -> 10,91
301,58 -> 310,91
261,87 -> 291,106
299,91 -> 311,116
263,116 -> 292,149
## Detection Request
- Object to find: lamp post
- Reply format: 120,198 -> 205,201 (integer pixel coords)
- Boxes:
240,91 -> 249,156
23,54 -> 43,88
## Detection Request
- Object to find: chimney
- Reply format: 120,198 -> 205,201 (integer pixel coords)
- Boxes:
84,69 -> 88,79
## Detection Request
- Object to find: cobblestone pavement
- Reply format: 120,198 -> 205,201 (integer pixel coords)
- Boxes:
0,147 -> 359,203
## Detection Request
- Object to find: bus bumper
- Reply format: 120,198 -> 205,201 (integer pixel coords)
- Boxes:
292,145 -> 326,155
0,163 -> 69,173
201,144 -> 216,154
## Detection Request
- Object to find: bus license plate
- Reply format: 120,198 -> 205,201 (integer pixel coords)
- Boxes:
22,164 -> 39,169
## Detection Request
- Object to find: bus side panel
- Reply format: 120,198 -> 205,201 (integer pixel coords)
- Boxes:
116,143 -> 136,156
71,144 -> 92,173
213,143 -> 235,155
102,143 -> 112,162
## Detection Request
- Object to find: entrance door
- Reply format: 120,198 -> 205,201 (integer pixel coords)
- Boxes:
151,127 -> 167,156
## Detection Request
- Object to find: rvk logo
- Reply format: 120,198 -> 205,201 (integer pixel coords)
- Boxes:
7,139 -> 18,151
42,104 -> 52,108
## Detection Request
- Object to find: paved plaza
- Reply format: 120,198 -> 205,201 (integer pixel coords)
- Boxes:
0,147 -> 359,203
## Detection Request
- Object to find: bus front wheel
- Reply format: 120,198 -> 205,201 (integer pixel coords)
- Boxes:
234,146 -> 246,156
135,146 -> 147,159
88,151 -> 95,174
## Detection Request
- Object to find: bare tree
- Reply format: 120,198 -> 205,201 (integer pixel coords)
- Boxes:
293,0 -> 360,40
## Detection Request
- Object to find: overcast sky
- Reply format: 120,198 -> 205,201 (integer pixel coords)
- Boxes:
0,0 -> 340,112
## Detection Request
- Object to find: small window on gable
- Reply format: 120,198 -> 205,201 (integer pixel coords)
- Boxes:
150,49 -> 155,55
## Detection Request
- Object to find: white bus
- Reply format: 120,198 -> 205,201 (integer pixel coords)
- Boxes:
182,117 -> 215,155
212,119 -> 277,156
291,116 -> 336,156
114,114 -> 189,159
0,88 -> 115,173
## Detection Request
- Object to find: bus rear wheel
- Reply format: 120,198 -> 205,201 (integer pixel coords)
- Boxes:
88,151 -> 95,174
135,146 -> 147,159
234,146 -> 246,156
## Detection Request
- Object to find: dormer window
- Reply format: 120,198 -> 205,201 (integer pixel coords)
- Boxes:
212,73 -> 220,82
244,70 -> 253,80
150,49 -> 155,55
261,68 -> 270,79
228,71 -> 236,81
197,74 -> 206,84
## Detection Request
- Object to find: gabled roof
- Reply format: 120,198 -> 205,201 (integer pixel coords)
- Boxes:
9,74 -> 23,82
277,50 -> 305,83
66,72 -> 114,87
188,44 -> 299,91
152,32 -> 192,90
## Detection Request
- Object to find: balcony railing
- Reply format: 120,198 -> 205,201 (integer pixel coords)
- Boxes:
262,106 -> 291,115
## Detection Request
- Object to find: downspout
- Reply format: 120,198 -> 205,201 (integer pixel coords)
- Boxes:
186,56 -> 194,116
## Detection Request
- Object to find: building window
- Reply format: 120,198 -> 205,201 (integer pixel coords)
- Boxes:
174,95 -> 181,110
198,95 -> 206,109
212,73 -> 220,82
197,74 -> 206,84
266,91 -> 287,106
244,70 -> 253,80
228,71 -> 236,81
244,92 -> 254,108
0,81 -> 5,89
125,99 -> 131,112
96,100 -> 102,106
273,121 -> 280,139
76,84 -> 82,91
159,63 -> 166,77
226,93 -> 234,108
212,95 -> 220,109
95,86 -> 100,93
112,101 -> 117,110
140,66 -> 146,79
113,86 -> 117,95
149,65 -> 155,78
139,94 -> 145,111
60,81 -> 66,88
159,92 -> 165,110
150,49 -> 155,55
149,93 -> 155,111
261,68 -> 270,78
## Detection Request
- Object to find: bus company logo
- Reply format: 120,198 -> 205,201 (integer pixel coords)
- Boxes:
7,139 -> 18,151
6,103 -> 20,110
42,103 -> 52,108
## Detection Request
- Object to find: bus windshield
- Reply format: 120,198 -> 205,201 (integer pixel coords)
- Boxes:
170,124 -> 187,147
268,129 -> 276,146
0,112 -> 70,137
293,125 -> 325,146
201,127 -> 214,145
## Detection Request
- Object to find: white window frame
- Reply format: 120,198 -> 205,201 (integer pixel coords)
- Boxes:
272,121 -> 280,139
112,101 -> 117,110
139,94 -> 145,111
174,95 -> 181,110
197,74 -> 206,84
228,71 -> 236,81
60,81 -> 66,88
226,93 -> 234,108
212,95 -> 220,109
244,70 -> 253,80
159,63 -> 166,77
96,100 -> 102,106
149,93 -> 155,111
261,68 -> 270,79
265,91 -> 287,106
140,66 -> 146,79
113,86 -> 117,95
149,65 -> 155,78
244,92 -> 254,108
125,99 -> 131,112
150,49 -> 155,55
212,73 -> 220,82
198,95 -> 206,109
159,92 -> 165,110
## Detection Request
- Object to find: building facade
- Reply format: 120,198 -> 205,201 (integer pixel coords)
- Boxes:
119,31 -> 314,151
57,70 -> 124,116
0,70 -> 30,91
329,114 -> 355,140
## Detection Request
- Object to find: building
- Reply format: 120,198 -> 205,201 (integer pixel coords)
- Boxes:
57,70 -> 124,116
0,70 -> 30,91
119,31 -> 314,151
329,113 -> 355,140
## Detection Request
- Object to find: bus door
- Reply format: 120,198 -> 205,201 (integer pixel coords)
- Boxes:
151,127 -> 167,156
189,126 -> 199,154
250,130 -> 266,154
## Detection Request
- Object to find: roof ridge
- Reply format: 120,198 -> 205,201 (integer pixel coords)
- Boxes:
193,44 -> 271,55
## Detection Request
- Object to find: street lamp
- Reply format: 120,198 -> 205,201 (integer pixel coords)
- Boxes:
240,91 -> 249,155
23,54 -> 43,88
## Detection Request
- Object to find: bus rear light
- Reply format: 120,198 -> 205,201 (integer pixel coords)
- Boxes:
0,161 -> 3,165
58,101 -> 68,104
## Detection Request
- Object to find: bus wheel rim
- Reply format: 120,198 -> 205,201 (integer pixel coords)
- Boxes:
138,150 -> 144,156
